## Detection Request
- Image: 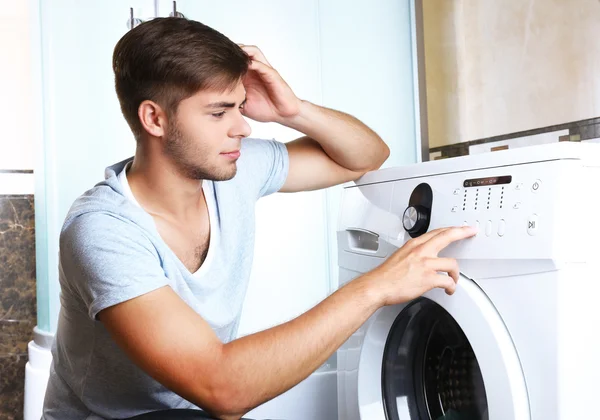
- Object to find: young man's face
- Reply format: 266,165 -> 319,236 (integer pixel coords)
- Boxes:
163,80 -> 251,181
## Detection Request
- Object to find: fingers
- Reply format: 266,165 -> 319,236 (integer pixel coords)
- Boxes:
238,44 -> 272,67
431,273 -> 458,296
403,227 -> 452,250
247,59 -> 279,83
427,257 -> 460,283
424,226 -> 477,255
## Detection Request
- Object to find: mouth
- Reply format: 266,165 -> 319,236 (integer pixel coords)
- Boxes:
220,150 -> 241,160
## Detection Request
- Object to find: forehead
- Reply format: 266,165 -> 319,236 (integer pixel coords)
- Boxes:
191,81 -> 246,105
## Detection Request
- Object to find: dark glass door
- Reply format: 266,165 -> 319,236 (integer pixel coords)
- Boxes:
382,298 -> 489,420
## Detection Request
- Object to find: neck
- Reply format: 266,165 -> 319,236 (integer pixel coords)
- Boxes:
127,143 -> 205,220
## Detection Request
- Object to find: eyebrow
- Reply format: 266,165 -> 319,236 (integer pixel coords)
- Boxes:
206,98 -> 247,109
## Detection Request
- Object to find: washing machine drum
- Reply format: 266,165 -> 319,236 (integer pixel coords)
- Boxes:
356,278 -> 529,420
382,298 -> 488,420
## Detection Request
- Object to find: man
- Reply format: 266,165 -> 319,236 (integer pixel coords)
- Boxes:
42,17 -> 475,420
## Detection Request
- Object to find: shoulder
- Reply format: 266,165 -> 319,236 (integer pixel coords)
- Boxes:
60,211 -> 157,261
233,138 -> 289,198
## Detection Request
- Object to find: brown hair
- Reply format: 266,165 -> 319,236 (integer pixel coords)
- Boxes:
112,17 -> 250,139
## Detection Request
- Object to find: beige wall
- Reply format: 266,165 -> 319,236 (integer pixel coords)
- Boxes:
0,0 -> 37,170
424,0 -> 600,148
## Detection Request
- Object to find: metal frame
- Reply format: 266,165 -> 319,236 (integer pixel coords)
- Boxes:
410,0 -> 430,163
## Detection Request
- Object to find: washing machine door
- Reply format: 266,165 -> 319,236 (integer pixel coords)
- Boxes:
357,275 -> 530,420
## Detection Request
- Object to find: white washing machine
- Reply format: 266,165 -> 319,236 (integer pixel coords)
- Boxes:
336,142 -> 600,420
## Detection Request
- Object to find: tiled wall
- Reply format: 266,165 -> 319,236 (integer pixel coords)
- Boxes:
0,193 -> 36,420
429,117 -> 600,160
1,0 -> 40,417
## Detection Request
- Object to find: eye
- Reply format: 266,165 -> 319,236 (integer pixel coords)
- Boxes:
212,111 -> 226,118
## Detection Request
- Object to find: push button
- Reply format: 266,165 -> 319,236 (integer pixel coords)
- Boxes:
498,219 -> 506,236
531,179 -> 542,193
527,214 -> 539,235
485,220 -> 493,237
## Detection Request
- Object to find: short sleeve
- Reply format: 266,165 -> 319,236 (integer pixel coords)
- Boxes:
59,213 -> 169,320
239,138 -> 289,199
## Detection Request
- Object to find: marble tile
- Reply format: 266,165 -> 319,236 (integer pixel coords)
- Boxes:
0,195 -> 36,323
576,124 -> 596,141
0,353 -> 27,420
0,195 -> 36,420
0,320 -> 34,355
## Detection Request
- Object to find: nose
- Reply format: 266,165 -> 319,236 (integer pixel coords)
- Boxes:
230,113 -> 252,139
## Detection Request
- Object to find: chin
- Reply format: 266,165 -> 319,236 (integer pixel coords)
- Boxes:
210,164 -> 238,181
179,162 -> 237,182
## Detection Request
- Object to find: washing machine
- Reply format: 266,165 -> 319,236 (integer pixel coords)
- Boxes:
336,142 -> 600,420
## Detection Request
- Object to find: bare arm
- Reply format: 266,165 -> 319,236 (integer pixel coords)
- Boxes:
280,101 -> 390,192
238,45 -> 389,193
99,227 -> 475,419
100,275 -> 377,419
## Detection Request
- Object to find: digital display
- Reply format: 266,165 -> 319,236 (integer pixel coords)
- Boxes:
463,175 -> 512,188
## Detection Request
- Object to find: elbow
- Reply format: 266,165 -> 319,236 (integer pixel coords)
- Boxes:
377,142 -> 391,168
366,142 -> 390,172
195,347 -> 253,419
205,396 -> 247,420
201,378 -> 254,420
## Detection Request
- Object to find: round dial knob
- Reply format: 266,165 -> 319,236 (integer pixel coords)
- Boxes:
403,205 -> 429,237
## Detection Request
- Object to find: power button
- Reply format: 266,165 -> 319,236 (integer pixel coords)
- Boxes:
531,179 -> 542,193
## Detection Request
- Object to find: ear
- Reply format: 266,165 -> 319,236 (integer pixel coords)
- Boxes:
138,100 -> 168,138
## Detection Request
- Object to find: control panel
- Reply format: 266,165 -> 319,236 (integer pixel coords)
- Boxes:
442,176 -> 544,238
338,157 -> 600,267
388,161 -> 560,238
336,141 -> 600,289
443,177 -> 543,237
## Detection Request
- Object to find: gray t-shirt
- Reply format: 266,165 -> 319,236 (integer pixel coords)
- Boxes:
42,138 -> 289,420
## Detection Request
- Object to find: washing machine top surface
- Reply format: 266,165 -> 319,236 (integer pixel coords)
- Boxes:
352,142 -> 600,187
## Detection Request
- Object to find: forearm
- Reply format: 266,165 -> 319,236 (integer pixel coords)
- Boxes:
215,274 -> 380,417
280,100 -> 390,172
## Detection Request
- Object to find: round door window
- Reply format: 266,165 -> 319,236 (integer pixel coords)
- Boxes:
382,298 -> 489,420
